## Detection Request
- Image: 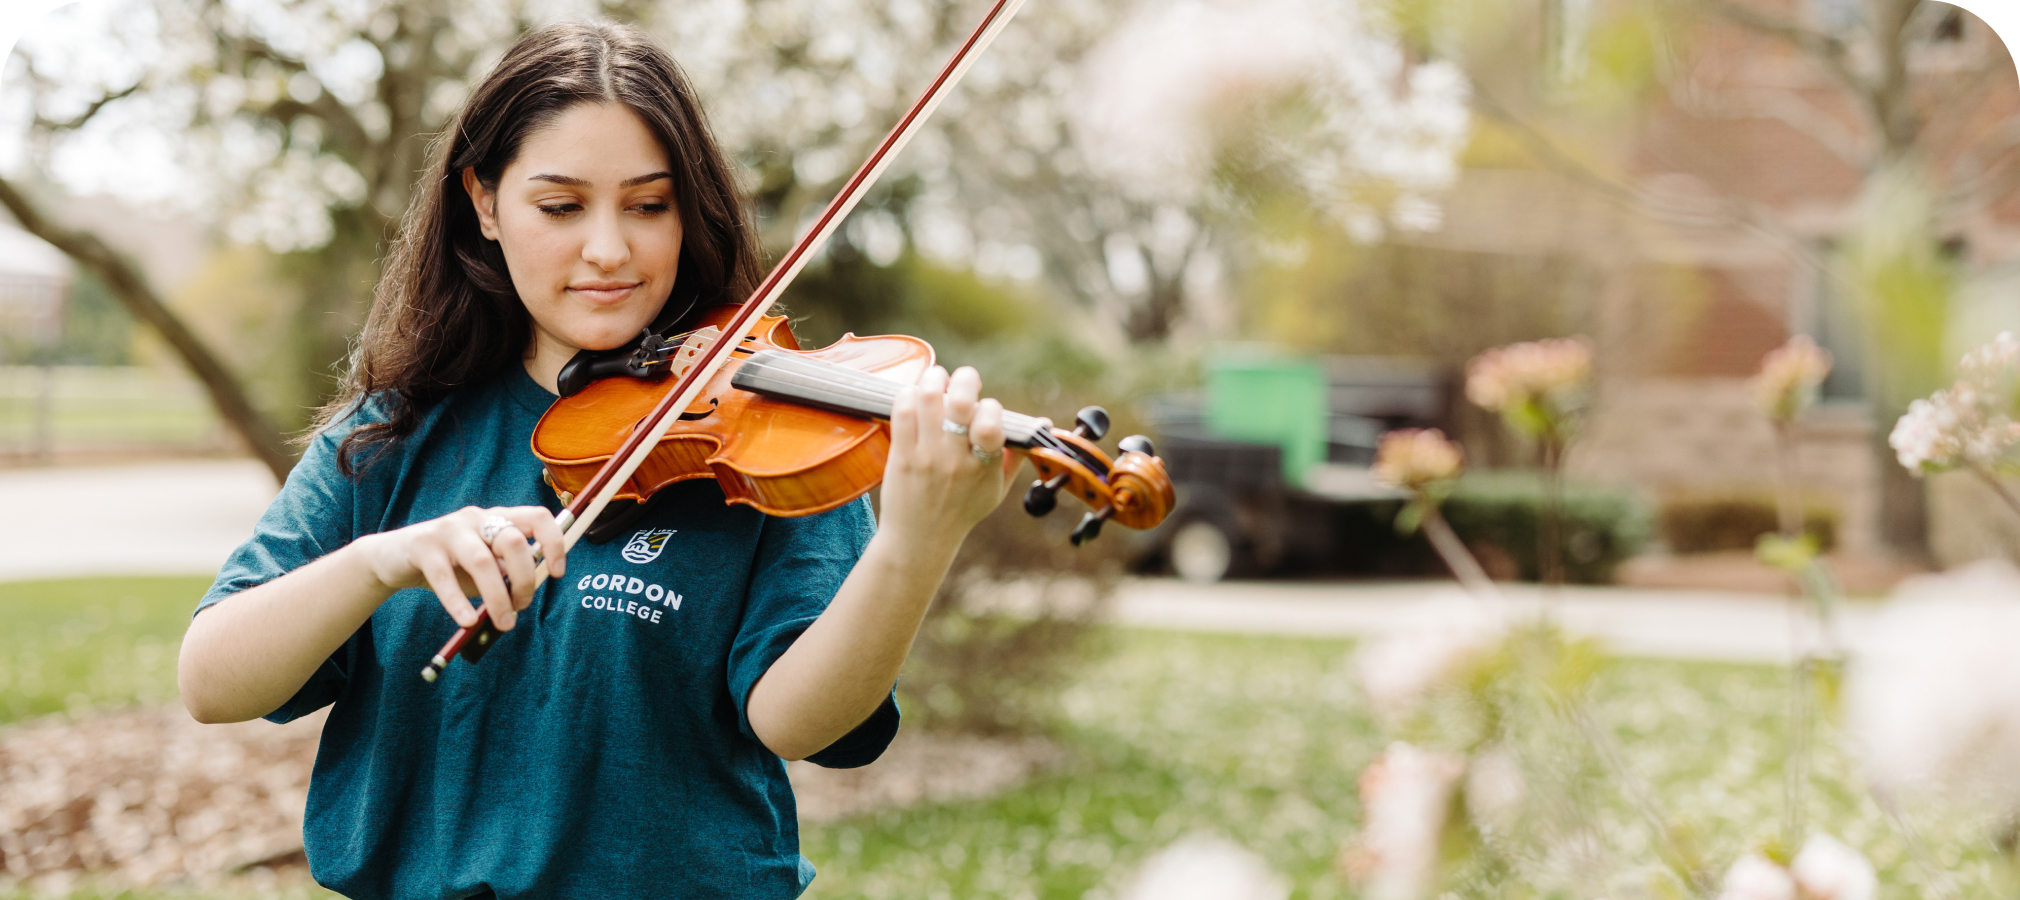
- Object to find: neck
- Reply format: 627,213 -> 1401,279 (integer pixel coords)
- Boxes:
523,329 -> 576,396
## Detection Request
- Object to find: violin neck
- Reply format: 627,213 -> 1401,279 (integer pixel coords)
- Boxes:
732,350 -> 1051,447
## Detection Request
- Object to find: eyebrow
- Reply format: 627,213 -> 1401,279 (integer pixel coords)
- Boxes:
527,171 -> 674,188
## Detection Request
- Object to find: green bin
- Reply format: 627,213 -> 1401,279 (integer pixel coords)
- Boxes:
1204,354 -> 1326,483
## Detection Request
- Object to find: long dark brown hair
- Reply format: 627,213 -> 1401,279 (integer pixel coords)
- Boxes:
315,21 -> 760,475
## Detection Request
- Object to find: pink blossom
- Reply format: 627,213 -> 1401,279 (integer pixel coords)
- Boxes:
1752,335 -> 1833,424
1339,743 -> 1467,900
1372,428 -> 1464,493
1464,337 -> 1593,438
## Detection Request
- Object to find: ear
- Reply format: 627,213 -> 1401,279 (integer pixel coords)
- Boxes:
462,167 -> 501,241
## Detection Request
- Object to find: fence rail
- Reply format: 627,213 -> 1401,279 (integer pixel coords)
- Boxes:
0,365 -> 232,461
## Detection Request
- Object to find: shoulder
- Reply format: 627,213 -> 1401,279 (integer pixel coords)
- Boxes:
755,495 -> 876,560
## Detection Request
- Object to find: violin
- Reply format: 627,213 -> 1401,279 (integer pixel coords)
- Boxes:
533,304 -> 1173,537
420,0 -> 1174,682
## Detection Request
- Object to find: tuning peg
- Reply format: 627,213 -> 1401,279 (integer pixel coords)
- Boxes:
1070,506 -> 1114,546
1117,435 -> 1155,457
1074,406 -> 1110,442
1024,474 -> 1066,517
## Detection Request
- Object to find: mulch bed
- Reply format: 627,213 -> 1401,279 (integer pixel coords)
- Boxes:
1,705 -> 1057,894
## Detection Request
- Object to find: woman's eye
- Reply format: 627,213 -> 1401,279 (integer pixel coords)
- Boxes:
537,203 -> 581,218
633,203 -> 670,215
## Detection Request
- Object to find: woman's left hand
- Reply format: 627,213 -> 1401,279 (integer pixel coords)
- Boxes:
878,365 -> 1022,555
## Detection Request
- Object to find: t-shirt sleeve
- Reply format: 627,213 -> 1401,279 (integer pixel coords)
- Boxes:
726,496 -> 899,769
196,421 -> 361,725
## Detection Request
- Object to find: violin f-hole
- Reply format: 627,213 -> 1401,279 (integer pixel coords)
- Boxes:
676,397 -> 719,421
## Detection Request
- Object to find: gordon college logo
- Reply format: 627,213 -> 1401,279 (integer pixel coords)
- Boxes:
621,529 -> 677,564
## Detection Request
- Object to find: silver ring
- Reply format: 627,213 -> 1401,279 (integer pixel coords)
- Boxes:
972,445 -> 1003,462
478,515 -> 513,545
941,418 -> 970,436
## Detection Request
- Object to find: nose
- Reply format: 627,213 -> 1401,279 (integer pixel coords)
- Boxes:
581,207 -> 631,272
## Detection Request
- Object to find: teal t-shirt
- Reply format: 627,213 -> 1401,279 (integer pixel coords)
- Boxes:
197,366 -> 897,900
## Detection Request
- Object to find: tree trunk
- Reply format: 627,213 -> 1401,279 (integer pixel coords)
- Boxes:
0,177 -> 296,481
1874,420 -> 1931,559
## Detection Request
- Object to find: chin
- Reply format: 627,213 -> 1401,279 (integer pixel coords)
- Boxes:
572,328 -> 646,353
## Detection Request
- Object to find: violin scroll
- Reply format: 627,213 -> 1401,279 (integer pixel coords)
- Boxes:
1019,406 -> 1175,546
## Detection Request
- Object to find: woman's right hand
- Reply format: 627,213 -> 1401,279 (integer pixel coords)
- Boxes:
355,506 -> 568,631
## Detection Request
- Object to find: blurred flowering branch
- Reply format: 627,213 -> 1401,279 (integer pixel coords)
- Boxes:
1747,334 -> 1843,849
1890,332 -> 2020,519
1365,424 -> 1714,896
1374,428 -> 1491,593
1466,337 -> 1593,587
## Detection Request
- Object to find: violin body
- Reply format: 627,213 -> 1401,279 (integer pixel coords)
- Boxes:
530,303 -> 1175,535
533,305 -> 935,516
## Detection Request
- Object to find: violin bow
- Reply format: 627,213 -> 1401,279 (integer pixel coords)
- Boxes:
424,0 -> 1031,681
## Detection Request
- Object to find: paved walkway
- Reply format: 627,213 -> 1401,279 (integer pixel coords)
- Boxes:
0,460 -> 1883,663
0,460 -> 278,582
1111,579 -> 1881,664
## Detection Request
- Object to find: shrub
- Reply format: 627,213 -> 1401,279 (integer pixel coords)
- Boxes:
1439,472 -> 1651,584
895,489 -> 1129,735
1658,491 -> 1837,554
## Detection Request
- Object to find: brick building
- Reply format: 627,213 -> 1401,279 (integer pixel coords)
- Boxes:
1415,1 -> 2019,561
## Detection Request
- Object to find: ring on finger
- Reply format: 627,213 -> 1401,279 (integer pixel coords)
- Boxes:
941,418 -> 970,436
971,445 -> 1003,462
478,515 -> 514,545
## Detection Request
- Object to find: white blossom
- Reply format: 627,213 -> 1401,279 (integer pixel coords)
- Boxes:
1790,834 -> 1877,900
1354,592 -> 1508,720
1844,559 -> 2020,807
1073,0 -> 1468,236
1717,853 -> 1797,900
1463,747 -> 1527,829
1891,332 -> 2020,475
1115,833 -> 1289,900
1889,395 -> 1959,472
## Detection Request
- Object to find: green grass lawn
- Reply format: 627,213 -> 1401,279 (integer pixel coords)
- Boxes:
0,576 -> 209,726
0,577 -> 2005,898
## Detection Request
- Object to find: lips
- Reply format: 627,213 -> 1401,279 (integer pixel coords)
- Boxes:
567,282 -> 641,305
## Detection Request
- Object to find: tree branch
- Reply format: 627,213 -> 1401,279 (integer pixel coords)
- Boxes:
1938,112 -> 2020,210
1468,87 -> 1852,302
25,75 -> 143,133
0,177 -> 294,480
1670,84 -> 1870,169
229,36 -> 377,167
1691,0 -> 1864,93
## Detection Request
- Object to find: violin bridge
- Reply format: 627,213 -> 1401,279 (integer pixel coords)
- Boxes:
670,326 -> 722,380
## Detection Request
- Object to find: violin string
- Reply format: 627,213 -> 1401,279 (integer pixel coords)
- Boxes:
735,354 -> 1077,454
737,355 -> 1060,447
734,353 -> 1097,469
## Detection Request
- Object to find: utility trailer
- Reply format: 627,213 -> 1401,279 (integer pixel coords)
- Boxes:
1135,354 -> 1450,582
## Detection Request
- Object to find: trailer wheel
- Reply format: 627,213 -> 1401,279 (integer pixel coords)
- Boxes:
1170,518 -> 1237,584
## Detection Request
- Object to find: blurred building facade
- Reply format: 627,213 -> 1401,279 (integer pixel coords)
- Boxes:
1414,1 -> 2016,560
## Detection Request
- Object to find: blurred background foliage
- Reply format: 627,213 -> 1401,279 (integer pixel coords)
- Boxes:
6,0 -> 2020,895
0,0 -> 2015,671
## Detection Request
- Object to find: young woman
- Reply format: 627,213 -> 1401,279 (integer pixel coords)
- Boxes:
177,20 -> 1018,899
